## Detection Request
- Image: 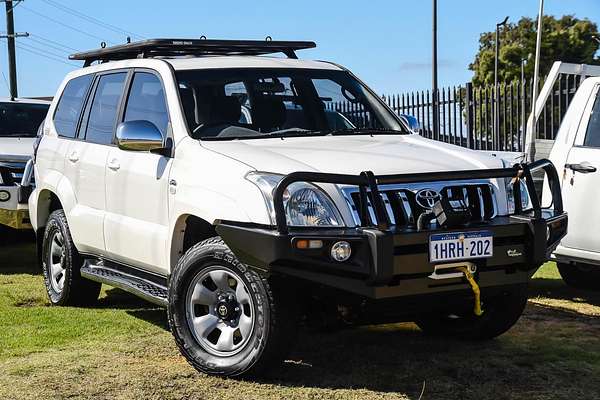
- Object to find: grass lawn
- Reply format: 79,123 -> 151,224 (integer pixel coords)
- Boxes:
1,236 -> 600,400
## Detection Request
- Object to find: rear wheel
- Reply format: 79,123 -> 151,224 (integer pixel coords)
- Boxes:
558,262 -> 600,290
168,237 -> 297,377
416,285 -> 528,340
42,210 -> 101,306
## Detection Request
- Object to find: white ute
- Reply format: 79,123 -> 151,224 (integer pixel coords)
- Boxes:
0,98 -> 50,230
546,76 -> 600,288
29,39 -> 567,377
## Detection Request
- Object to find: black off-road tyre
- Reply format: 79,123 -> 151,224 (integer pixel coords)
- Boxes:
168,236 -> 297,377
557,262 -> 600,290
42,210 -> 101,306
416,284 -> 528,340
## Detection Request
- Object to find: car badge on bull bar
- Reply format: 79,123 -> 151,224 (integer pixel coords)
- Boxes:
415,188 -> 441,209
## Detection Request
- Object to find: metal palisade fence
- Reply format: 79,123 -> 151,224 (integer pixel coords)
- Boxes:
374,73 -> 586,152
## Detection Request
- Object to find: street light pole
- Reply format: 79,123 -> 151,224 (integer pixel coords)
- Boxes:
527,0 -> 544,162
432,0 -> 439,141
494,16 -> 509,150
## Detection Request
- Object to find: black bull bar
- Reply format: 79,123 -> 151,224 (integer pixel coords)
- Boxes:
272,158 -> 563,234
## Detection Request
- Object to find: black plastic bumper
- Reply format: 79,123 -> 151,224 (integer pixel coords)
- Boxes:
216,159 -> 567,299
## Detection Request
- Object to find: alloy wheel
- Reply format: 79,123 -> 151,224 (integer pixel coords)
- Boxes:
185,267 -> 255,356
48,231 -> 66,293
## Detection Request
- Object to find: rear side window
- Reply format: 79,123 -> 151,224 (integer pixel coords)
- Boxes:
84,72 -> 127,145
53,75 -> 93,138
0,103 -> 49,138
584,90 -> 600,148
123,72 -> 169,136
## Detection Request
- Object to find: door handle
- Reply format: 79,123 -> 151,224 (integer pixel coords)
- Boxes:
68,151 -> 79,163
107,159 -> 121,171
565,162 -> 597,174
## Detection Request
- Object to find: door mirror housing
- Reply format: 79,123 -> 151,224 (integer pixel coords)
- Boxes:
116,120 -> 165,152
400,114 -> 420,134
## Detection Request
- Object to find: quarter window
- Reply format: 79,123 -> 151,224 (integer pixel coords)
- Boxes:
53,74 -> 93,138
123,72 -> 169,136
84,73 -> 127,145
584,90 -> 600,148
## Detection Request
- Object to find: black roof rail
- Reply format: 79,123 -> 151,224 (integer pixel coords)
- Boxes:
69,38 -> 317,67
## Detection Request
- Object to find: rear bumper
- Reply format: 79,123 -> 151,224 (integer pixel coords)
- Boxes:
216,211 -> 567,299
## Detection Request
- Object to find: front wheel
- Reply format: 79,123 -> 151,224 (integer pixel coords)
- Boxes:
558,262 -> 600,290
168,237 -> 297,377
415,285 -> 528,340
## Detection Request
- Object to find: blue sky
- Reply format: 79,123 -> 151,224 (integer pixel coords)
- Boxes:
2,0 -> 599,98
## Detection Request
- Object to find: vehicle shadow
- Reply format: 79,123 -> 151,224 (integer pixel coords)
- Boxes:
99,287 -> 170,330
530,277 -> 600,308
0,229 -> 37,275
255,302 -> 600,396
117,281 -> 600,396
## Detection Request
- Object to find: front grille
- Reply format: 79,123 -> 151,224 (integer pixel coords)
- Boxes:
343,182 -> 497,228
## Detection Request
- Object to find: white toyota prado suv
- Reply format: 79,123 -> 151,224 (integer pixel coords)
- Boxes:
30,39 -> 567,377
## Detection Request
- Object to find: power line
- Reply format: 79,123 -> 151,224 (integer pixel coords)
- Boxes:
16,43 -> 77,66
17,40 -> 69,60
0,38 -> 77,67
40,0 -> 144,41
27,35 -> 76,54
0,71 -> 10,94
29,33 -> 79,52
20,4 -> 114,44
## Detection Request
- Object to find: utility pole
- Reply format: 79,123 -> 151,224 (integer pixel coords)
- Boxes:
1,0 -> 27,100
432,0 -> 439,141
494,16 -> 509,150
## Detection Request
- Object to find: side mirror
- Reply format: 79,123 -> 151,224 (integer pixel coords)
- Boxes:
400,114 -> 420,134
116,120 -> 164,152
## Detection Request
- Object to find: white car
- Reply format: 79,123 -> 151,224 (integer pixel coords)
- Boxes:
546,76 -> 600,289
30,39 -> 566,377
0,98 -> 50,229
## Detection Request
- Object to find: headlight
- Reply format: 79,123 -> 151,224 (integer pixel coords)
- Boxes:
501,159 -> 531,214
506,179 -> 531,214
246,172 -> 344,227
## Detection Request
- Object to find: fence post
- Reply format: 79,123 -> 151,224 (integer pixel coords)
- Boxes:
465,82 -> 474,149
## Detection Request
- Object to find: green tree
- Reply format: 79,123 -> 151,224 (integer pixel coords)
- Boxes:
470,15 -> 600,86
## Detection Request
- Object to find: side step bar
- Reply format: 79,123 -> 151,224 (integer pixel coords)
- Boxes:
81,260 -> 168,307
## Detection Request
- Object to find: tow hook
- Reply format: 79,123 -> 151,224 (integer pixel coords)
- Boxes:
457,265 -> 483,316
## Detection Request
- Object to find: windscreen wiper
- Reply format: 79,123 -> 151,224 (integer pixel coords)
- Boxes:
325,127 -> 409,136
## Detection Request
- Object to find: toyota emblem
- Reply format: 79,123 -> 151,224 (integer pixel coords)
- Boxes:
415,188 -> 441,209
218,305 -> 228,317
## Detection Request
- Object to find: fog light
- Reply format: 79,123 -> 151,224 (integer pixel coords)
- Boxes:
331,241 -> 351,262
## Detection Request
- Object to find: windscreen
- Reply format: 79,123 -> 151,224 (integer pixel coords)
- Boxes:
175,68 -> 406,140
0,102 -> 49,138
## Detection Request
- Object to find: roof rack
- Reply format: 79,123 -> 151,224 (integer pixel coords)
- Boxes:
69,38 -> 317,67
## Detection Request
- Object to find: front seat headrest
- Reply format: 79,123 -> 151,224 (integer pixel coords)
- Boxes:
252,97 -> 286,130
197,96 -> 242,126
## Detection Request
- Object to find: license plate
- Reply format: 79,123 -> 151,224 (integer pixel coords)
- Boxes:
429,231 -> 493,263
